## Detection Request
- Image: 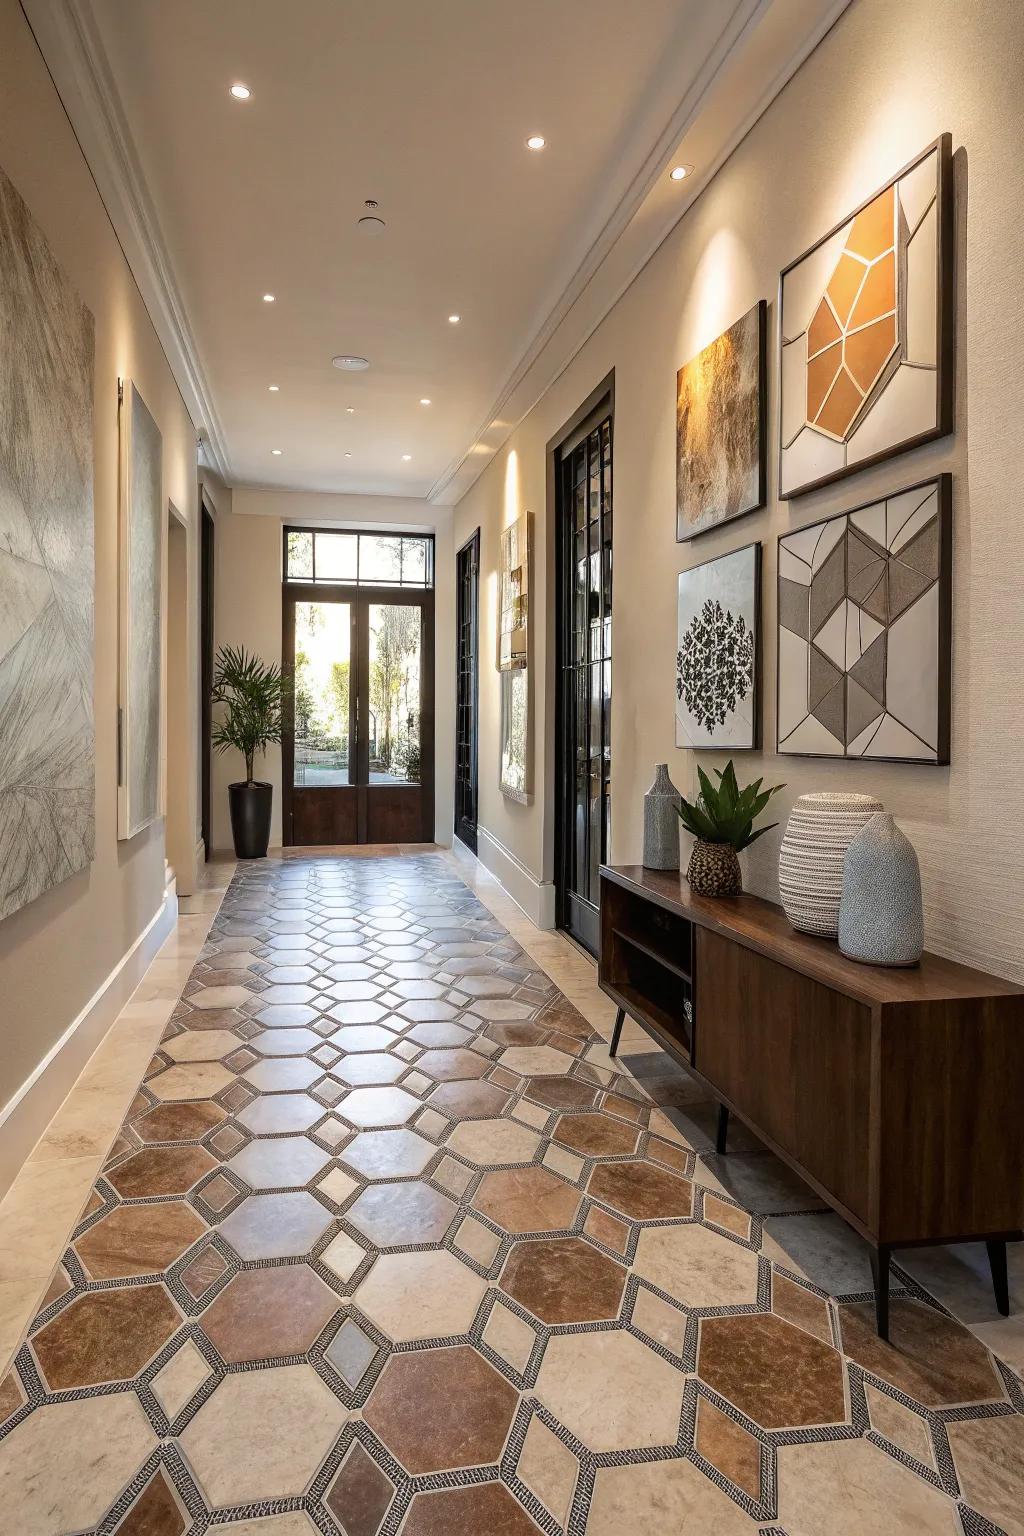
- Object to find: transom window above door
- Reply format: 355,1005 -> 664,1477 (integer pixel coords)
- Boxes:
285,528 -> 434,587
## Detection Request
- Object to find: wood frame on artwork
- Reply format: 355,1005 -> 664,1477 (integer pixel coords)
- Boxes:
777,133 -> 954,499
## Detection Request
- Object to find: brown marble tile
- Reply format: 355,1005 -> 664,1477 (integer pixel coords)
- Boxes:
583,1205 -> 630,1255
415,1048 -> 490,1082
364,1345 -> 518,1472
347,1182 -> 457,1246
473,1167 -> 581,1234
199,1265 -> 338,1362
698,1313 -> 847,1430
773,1271 -> 833,1345
485,1022 -> 549,1048
647,1135 -> 690,1173
586,1160 -> 692,1220
552,1113 -> 639,1158
74,1202 -> 206,1280
179,1244 -> 229,1300
32,1284 -> 181,1389
326,1441 -> 395,1536
131,1101 -> 226,1143
839,1300 -> 1003,1408
402,1483 -> 539,1536
524,1076 -> 598,1111
108,1145 -> 217,1198
703,1193 -> 752,1241
0,1371 -> 24,1422
694,1395 -> 761,1499
428,1079 -> 511,1119
602,1091 -> 647,1124
118,1466 -> 186,1534
500,1237 -> 626,1324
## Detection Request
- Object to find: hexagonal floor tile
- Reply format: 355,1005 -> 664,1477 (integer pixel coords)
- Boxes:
238,1092 -> 325,1133
107,1145 -> 217,1198
446,1117 -> 541,1166
333,1052 -> 407,1086
587,1160 -> 693,1219
330,1024 -> 400,1052
180,1364 -> 345,1506
243,1057 -> 323,1091
227,1136 -> 331,1189
354,1250 -> 487,1341
552,1113 -> 639,1158
535,1330 -> 685,1451
218,1192 -> 334,1260
776,1436 -> 962,1534
347,1182 -> 457,1246
699,1313 -> 847,1429
74,1200 -> 205,1280
633,1223 -> 759,1308
428,1079 -> 511,1120
838,1299 -> 1003,1408
339,1086 -> 420,1128
365,1344 -> 518,1472
199,1265 -> 339,1362
473,1166 -> 581,1233
407,1021 -> 473,1048
162,1029 -> 241,1062
252,1028 -> 324,1055
148,1062 -> 235,1100
947,1414 -> 1024,1536
500,1237 -> 626,1323
499,1045 -> 575,1076
416,1048 -> 490,1082
131,1100 -> 226,1143
32,1284 -> 180,1389
401,1484 -> 538,1536
588,1457 -> 762,1535
341,1127 -> 437,1178
525,1077 -> 599,1111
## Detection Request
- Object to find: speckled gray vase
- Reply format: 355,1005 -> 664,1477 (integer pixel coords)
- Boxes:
839,813 -> 923,966
643,764 -> 682,870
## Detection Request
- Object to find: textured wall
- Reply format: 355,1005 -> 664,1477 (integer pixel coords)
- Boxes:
453,0 -> 1024,982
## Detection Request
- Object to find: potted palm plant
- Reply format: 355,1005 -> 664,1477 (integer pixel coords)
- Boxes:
212,645 -> 291,859
676,761 -> 785,897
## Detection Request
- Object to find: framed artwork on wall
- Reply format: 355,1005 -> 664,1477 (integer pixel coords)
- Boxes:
498,512 -> 529,669
676,300 -> 767,541
499,668 -> 530,803
118,378 -> 164,840
675,542 -> 761,750
0,165 -> 95,921
777,474 -> 951,762
778,134 -> 953,499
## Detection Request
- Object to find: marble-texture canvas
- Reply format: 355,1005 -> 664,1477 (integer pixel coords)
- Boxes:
676,543 -> 761,749
118,380 -> 162,839
777,477 -> 951,761
779,136 -> 953,498
676,301 -> 766,541
0,165 -> 95,921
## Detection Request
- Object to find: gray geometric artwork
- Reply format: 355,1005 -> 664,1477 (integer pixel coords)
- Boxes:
0,165 -> 95,921
118,380 -> 162,839
676,543 -> 761,750
777,476 -> 951,762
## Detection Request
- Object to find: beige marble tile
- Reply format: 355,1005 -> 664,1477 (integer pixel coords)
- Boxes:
0,1156 -> 98,1283
447,1117 -> 541,1166
151,1338 -> 213,1420
588,1457 -> 761,1534
482,1300 -> 536,1374
947,1414 -> 1024,1536
776,1438 -> 960,1534
354,1250 -> 487,1341
517,1413 -> 578,1524
535,1331 -> 685,1452
633,1223 -> 759,1308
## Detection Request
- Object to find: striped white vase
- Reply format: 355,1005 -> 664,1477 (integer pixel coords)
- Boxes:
778,792 -> 884,937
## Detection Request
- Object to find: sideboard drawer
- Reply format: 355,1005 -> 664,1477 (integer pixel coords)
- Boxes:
694,928 -> 872,1223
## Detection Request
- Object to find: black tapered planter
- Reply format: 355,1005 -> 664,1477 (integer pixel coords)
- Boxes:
229,781 -> 273,859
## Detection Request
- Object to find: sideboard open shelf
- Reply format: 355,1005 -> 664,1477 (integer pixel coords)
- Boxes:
599,864 -> 1024,1338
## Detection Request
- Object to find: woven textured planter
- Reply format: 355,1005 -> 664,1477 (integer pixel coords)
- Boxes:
778,791 -> 883,937
687,840 -> 742,898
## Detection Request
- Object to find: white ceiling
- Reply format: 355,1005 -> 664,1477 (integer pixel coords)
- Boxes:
27,0 -> 850,502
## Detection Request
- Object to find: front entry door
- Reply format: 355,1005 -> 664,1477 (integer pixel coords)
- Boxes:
283,586 -> 434,846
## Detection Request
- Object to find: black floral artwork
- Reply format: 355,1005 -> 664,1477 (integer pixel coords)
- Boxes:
676,598 -> 754,735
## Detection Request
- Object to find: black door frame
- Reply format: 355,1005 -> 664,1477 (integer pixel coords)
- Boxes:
281,583 -> 435,847
549,371 -> 615,954
454,528 -> 480,853
199,496 -> 215,859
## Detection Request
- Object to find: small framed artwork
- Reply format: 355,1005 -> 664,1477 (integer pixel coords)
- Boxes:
778,134 -> 953,499
676,542 -> 761,749
777,474 -> 951,762
676,300 -> 767,541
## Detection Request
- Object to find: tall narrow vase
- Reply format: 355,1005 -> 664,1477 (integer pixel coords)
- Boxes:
643,764 -> 682,870
778,792 -> 883,937
839,813 -> 924,966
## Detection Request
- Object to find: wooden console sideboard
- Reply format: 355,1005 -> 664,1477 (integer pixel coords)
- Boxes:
598,864 -> 1024,1337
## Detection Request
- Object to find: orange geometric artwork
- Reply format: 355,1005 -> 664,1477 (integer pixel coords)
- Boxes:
805,186 -> 901,441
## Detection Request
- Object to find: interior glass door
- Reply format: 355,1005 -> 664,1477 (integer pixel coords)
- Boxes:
288,598 -> 357,844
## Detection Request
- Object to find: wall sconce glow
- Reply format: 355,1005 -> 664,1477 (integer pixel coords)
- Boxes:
271,448 -> 282,456
230,83 -> 251,100
448,314 -> 461,325
526,134 -> 546,151
262,293 -> 276,303
503,449 -> 520,526
670,165 -> 692,182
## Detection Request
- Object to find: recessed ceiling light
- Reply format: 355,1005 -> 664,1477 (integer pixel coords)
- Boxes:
526,134 -> 546,150
262,293 -> 276,303
401,454 -> 412,461
268,384 -> 279,392
346,407 -> 356,414
448,314 -> 461,324
669,165 -> 692,181
230,83 -> 251,100
345,452 -> 352,458
420,398 -> 432,406
271,448 -> 282,455
332,355 -> 370,371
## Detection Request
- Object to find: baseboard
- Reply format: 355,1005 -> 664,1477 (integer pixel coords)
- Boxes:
0,885 -> 178,1200
476,825 -> 556,929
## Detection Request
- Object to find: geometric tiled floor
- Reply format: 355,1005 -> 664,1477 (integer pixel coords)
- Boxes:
1,854 -> 1022,1534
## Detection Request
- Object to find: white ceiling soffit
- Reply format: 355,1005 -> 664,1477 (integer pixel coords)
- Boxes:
23,0 -> 851,504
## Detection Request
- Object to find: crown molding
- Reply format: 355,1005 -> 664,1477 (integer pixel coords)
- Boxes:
428,0 -> 853,506
22,0 -> 231,479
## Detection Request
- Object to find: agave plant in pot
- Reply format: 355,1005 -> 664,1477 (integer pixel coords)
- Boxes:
677,762 -> 785,898
212,645 -> 291,859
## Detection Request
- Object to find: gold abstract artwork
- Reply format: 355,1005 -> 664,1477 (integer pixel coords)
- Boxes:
676,300 -> 765,542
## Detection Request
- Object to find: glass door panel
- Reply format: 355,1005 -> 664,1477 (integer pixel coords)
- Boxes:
293,601 -> 352,787
367,603 -> 422,786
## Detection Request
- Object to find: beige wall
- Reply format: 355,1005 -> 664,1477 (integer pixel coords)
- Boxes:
0,0 -> 199,1167
212,488 -> 455,852
453,0 -> 1024,983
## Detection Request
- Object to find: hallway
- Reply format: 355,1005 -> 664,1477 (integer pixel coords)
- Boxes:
0,851 -> 1020,1533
